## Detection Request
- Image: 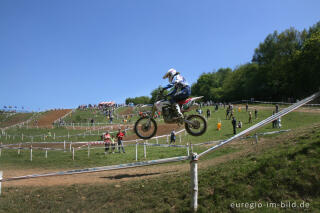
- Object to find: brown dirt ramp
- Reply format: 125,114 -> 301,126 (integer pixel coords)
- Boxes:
35,109 -> 72,127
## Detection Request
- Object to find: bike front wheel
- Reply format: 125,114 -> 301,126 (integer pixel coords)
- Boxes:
185,114 -> 207,136
134,117 -> 158,139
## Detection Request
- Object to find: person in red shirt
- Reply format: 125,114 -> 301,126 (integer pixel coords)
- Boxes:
116,128 -> 125,153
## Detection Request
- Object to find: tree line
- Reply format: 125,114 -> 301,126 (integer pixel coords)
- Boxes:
192,21 -> 320,102
126,21 -> 320,105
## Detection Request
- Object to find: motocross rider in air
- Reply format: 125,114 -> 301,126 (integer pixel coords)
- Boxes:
162,68 -> 191,119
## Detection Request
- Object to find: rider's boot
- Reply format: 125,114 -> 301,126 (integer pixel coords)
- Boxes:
174,103 -> 184,123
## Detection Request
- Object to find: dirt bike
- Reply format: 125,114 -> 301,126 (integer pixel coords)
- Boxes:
134,91 -> 207,139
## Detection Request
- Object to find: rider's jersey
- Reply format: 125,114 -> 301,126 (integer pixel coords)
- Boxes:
163,74 -> 189,95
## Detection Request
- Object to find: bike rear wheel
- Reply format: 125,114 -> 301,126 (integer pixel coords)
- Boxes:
185,114 -> 207,136
134,117 -> 158,139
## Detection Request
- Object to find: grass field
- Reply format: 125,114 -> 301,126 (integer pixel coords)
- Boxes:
0,123 -> 319,212
0,104 -> 319,212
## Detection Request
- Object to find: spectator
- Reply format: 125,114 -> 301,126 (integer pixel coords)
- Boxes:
91,118 -> 94,126
215,104 -> 218,111
254,109 -> 258,119
275,104 -> 279,113
229,109 -> 234,120
170,130 -> 176,144
116,128 -> 125,153
226,108 -> 230,120
232,117 -> 237,135
109,114 -> 113,124
104,131 -> 111,154
206,108 -> 211,118
272,111 -> 277,128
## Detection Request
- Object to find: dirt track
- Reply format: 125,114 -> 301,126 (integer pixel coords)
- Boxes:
33,109 -> 72,127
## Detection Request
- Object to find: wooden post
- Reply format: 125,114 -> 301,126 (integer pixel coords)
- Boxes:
45,147 -> 48,159
136,142 -> 138,161
30,145 -> 33,162
53,133 -> 56,140
166,135 -> 169,144
68,132 -> 70,139
144,142 -> 146,159
18,143 -> 21,155
22,133 -> 24,141
0,171 -> 2,196
64,140 -> 66,152
70,142 -> 72,152
187,143 -> 190,156
255,133 -> 258,144
190,153 -> 199,212
72,147 -> 75,160
0,143 -> 2,157
179,134 -> 182,144
88,143 -> 90,158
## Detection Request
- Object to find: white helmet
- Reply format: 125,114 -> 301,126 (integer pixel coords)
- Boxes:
163,68 -> 179,83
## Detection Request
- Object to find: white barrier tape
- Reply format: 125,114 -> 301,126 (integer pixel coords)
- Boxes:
0,146 -> 64,151
247,100 -> 320,106
198,91 -> 320,159
1,155 -> 189,182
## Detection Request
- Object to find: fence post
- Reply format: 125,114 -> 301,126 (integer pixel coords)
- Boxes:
70,142 -> 72,152
64,140 -> 66,152
88,143 -> 90,158
54,133 -> 56,140
30,145 -> 33,162
0,143 -> 2,157
190,153 -> 199,212
166,135 -> 169,144
136,142 -> 138,161
144,142 -> 146,159
0,171 -> 2,196
72,147 -> 75,160
45,147 -> 48,159
68,132 -> 70,139
255,133 -> 258,144
18,143 -> 21,155
22,133 -> 24,141
187,143 -> 190,156
179,134 -> 182,144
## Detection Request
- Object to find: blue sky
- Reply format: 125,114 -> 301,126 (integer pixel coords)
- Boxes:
1,0 -> 319,111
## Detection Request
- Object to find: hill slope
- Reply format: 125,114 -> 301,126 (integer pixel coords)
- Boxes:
0,124 -> 319,212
